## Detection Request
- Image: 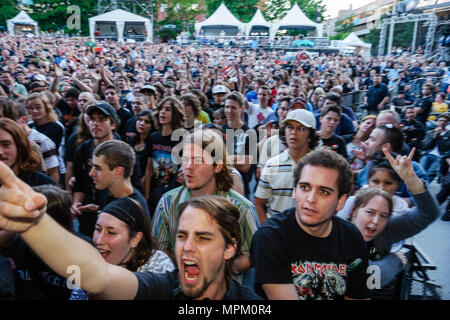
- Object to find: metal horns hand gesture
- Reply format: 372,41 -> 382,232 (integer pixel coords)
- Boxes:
382,147 -> 416,182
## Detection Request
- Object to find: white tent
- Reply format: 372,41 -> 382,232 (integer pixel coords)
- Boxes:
195,3 -> 246,36
339,32 -> 372,59
246,9 -> 271,36
88,9 -> 152,43
7,10 -> 39,36
270,3 -> 323,39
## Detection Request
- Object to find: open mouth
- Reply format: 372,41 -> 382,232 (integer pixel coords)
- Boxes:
366,226 -> 377,237
97,248 -> 110,259
183,260 -> 200,285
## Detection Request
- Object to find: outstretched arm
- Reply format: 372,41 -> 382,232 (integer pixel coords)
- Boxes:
0,161 -> 139,299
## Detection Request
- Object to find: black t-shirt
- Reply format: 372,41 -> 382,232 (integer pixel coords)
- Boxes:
250,208 -> 369,300
73,138 -> 144,236
321,134 -> 348,159
415,96 -> 433,125
222,123 -> 253,197
31,121 -> 64,151
116,107 -> 133,140
366,84 -> 390,111
126,134 -> 151,179
134,270 -> 262,300
101,188 -> 151,222
146,131 -> 181,189
18,171 -> 56,187
64,131 -> 79,163
56,99 -> 80,129
11,236 -> 72,300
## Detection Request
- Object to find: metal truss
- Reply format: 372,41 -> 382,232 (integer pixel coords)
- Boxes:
97,0 -> 154,20
378,13 -> 438,57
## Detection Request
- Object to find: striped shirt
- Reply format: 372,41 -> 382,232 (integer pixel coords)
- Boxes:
151,186 -> 260,258
28,128 -> 59,170
255,150 -> 298,218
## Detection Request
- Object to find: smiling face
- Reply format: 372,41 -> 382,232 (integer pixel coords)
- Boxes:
292,165 -> 347,237
175,206 -> 235,299
93,212 -> 141,266
224,98 -> 242,124
351,195 -> 390,242
27,98 -> 48,124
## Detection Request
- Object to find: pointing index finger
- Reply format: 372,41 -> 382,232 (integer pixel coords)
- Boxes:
0,160 -> 19,189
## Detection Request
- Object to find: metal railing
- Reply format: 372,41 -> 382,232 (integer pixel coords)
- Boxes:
371,242 -> 441,300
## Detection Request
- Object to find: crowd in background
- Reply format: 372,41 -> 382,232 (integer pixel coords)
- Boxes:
0,33 -> 448,300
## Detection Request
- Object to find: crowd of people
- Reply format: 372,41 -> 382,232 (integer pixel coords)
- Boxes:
0,33 -> 448,300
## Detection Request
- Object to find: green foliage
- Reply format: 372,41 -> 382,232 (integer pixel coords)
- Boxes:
265,0 -> 325,22
206,0 -> 260,23
330,17 -> 354,40
0,0 -> 19,29
362,14 -> 416,55
154,0 -> 206,41
22,0 -> 98,35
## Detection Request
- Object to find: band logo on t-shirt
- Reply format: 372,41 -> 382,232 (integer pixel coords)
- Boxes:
291,260 -> 347,300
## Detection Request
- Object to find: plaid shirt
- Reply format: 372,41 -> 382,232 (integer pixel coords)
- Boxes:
151,186 -> 260,258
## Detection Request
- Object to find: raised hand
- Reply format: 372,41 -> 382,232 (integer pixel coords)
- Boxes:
0,161 -> 47,233
382,147 -> 416,181
382,147 -> 425,194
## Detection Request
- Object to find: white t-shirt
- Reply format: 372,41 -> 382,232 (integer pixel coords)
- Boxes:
246,102 -> 274,129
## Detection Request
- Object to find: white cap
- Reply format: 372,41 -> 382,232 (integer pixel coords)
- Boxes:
283,109 -> 316,130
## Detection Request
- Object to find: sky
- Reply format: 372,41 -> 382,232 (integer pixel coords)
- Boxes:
322,0 -> 376,18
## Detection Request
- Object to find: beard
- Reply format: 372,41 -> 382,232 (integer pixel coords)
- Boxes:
178,270 -> 211,299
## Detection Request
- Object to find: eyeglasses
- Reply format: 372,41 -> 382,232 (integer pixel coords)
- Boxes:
286,124 -> 308,132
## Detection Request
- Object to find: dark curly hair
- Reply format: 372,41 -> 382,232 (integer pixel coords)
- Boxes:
293,149 -> 353,197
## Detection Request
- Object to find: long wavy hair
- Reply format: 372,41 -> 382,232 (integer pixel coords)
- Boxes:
178,195 -> 242,282
156,96 -> 185,130
26,92 -> 59,123
0,118 -> 41,173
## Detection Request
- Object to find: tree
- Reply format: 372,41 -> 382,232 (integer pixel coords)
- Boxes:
266,0 -> 325,22
22,0 -> 98,35
155,0 -> 206,33
206,0 -> 260,23
0,0 -> 19,30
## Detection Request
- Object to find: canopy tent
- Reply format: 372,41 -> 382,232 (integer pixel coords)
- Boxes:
246,9 -> 271,36
195,3 -> 246,37
339,32 -> 372,59
270,3 -> 323,39
88,9 -> 152,43
7,10 -> 39,36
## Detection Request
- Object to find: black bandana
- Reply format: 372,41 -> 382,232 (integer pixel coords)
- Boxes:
101,197 -> 144,232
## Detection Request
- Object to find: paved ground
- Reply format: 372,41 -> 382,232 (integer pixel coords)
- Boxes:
412,180 -> 449,300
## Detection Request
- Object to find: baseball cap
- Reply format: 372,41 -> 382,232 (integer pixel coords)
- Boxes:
288,98 -> 307,110
164,81 -> 175,88
283,109 -> 316,129
140,85 -> 156,94
86,101 -> 119,123
212,85 -> 229,94
34,74 -> 47,82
